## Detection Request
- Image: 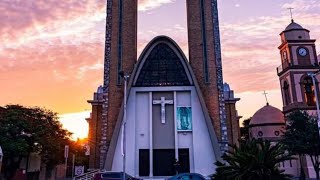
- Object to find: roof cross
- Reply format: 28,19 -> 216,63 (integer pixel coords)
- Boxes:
287,7 -> 294,22
263,91 -> 269,105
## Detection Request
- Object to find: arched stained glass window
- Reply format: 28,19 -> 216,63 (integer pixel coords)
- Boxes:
135,43 -> 191,87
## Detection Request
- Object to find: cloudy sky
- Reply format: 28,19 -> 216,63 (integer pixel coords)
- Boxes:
1,0 -> 320,139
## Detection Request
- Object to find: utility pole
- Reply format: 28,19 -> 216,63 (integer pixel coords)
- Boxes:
72,154 -> 75,178
64,145 -> 69,179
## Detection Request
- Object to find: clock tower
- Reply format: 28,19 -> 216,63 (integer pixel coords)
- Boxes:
277,20 -> 319,114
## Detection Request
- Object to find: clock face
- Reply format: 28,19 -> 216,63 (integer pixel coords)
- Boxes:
298,47 -> 308,56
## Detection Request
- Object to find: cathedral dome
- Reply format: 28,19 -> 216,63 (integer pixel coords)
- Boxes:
285,21 -> 304,31
250,104 -> 285,125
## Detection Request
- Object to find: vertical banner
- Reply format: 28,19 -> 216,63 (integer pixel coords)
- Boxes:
64,145 -> 69,159
176,107 -> 192,131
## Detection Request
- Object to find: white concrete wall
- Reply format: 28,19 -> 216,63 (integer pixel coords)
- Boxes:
190,88 -> 216,176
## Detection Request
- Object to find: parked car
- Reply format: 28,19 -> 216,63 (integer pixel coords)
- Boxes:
93,172 -> 142,180
167,173 -> 207,180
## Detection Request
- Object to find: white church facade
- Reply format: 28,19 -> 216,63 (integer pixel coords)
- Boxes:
86,0 -> 242,178
109,36 -> 221,177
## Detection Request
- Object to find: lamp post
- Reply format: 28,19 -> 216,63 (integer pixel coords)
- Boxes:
308,72 -> 320,138
119,71 -> 129,180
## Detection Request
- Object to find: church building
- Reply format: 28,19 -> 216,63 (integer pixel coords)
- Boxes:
249,19 -> 319,179
86,0 -> 241,178
277,20 -> 320,114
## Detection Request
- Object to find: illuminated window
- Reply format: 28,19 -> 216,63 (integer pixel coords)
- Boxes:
302,77 -> 316,106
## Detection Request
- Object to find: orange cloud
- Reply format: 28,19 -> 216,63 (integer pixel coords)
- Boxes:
0,41 -> 104,114
1,0 -> 320,123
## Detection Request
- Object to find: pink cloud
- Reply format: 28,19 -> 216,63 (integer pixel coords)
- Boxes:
0,0 -> 105,49
138,0 -> 175,11
220,9 -> 320,94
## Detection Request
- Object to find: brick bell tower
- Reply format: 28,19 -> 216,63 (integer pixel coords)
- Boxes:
277,20 -> 319,114
87,0 -> 138,169
187,0 -> 227,149
88,0 -> 228,169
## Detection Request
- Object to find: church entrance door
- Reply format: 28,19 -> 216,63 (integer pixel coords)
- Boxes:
139,149 -> 190,177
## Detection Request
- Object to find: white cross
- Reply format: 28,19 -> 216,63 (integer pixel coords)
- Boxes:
153,97 -> 173,124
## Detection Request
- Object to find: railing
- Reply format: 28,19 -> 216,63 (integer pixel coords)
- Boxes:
276,63 -> 290,74
277,62 -> 320,74
73,169 -> 101,180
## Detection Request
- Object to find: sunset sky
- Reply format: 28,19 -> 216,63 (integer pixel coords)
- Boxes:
1,0 -> 320,139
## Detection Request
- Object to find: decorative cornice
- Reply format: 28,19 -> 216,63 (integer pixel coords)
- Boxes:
249,123 -> 285,128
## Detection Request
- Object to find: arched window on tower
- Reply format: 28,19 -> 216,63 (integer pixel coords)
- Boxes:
302,76 -> 316,106
283,81 -> 291,106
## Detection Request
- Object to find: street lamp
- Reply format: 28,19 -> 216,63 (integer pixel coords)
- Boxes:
308,72 -> 320,138
119,71 -> 130,180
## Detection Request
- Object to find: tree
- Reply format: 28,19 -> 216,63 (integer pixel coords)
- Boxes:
0,105 -> 72,179
281,110 -> 320,180
212,139 -> 293,180
68,139 -> 89,175
240,118 -> 251,141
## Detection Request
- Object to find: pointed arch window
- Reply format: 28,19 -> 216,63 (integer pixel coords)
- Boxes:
135,43 -> 191,87
283,81 -> 291,106
302,76 -> 316,106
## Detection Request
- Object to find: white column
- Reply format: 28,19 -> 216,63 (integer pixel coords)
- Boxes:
149,92 -> 153,177
174,91 -> 179,160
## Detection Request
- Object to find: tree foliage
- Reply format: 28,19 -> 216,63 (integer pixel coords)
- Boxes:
281,110 -> 320,180
240,118 -> 251,141
0,105 -> 72,179
212,139 -> 293,180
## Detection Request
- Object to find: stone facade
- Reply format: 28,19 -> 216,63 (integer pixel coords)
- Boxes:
100,0 -> 138,169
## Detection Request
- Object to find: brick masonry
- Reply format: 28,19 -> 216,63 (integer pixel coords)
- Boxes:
187,0 -> 228,150
100,0 -> 137,169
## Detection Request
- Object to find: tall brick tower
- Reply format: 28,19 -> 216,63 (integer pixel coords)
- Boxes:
88,0 -> 228,170
100,0 -> 137,169
186,0 -> 227,150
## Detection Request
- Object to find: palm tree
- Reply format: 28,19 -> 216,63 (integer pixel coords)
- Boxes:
212,139 -> 294,180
